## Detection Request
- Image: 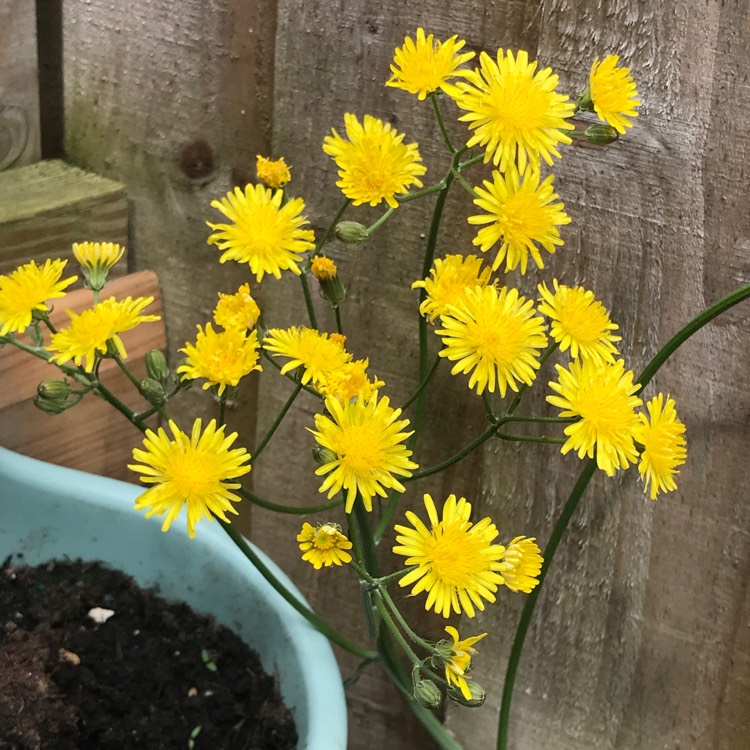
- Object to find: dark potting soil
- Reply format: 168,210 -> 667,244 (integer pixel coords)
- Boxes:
0,557 -> 297,750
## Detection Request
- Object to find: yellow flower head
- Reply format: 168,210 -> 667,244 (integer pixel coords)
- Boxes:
297,522 -> 353,569
635,394 -> 687,500
437,285 -> 549,396
263,326 -> 352,386
537,279 -> 621,364
394,493 -> 506,618
386,28 -> 475,100
213,283 -> 261,331
311,255 -> 338,281
309,393 -> 418,513
316,358 -> 385,403
72,241 -> 125,291
323,113 -> 426,209
207,184 -> 315,282
256,154 -> 292,189
48,296 -> 160,372
129,418 -> 251,539
589,55 -> 640,134
499,536 -> 543,593
0,259 -> 77,336
451,49 -> 575,172
440,626 -> 488,701
412,254 -> 493,323
547,358 -> 643,476
177,324 -> 262,396
468,166 -> 571,274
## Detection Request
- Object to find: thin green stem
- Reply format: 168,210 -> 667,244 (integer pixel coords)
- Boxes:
379,586 -> 434,652
482,392 -> 497,423
400,355 -> 440,411
252,382 -> 303,462
506,343 -> 558,416
502,415 -> 575,424
299,274 -> 318,329
238,486 -> 344,515
495,433 -> 567,445
430,92 -> 456,153
373,593 -> 421,665
334,306 -> 344,336
315,199 -> 350,255
367,207 -> 395,234
218,394 -> 227,426
260,348 -> 323,400
92,379 -> 149,432
453,170 -> 478,197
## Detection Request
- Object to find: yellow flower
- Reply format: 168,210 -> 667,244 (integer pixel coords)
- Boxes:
537,279 -> 620,364
310,256 -> 338,281
468,166 -> 571,274
547,358 -> 642,476
499,537 -> 543,593
437,285 -> 548,396
72,241 -> 125,291
309,393 -> 418,513
263,326 -> 352,386
0,259 -> 77,336
256,154 -> 291,189
412,254 -> 493,323
323,113 -> 426,209
588,55 -> 640,134
207,184 -> 315,282
451,49 -> 575,172
441,626 -> 488,701
316,358 -> 385,403
129,419 -> 251,539
48,296 -> 160,372
635,394 -> 687,500
177,324 -> 262,396
213,283 -> 261,331
297,522 -> 353,569
386,28 -> 475,100
393,493 -> 506,618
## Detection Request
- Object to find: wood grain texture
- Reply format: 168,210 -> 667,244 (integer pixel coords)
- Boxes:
0,0 -> 41,168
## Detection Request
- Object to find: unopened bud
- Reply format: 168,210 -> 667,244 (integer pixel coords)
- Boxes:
34,394 -> 72,415
145,349 -> 169,383
312,445 -> 337,466
310,257 -> 347,307
447,680 -> 485,708
37,379 -> 72,400
584,124 -> 619,146
413,679 -> 442,709
139,378 -> 167,406
334,221 -> 369,245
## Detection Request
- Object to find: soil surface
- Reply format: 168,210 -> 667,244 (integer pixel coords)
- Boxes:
0,557 -> 297,750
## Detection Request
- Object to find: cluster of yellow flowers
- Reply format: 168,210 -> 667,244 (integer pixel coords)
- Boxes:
0,30 -> 685,708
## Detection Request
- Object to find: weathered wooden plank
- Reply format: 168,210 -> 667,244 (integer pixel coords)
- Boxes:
0,160 -> 128,275
0,0 -> 41,167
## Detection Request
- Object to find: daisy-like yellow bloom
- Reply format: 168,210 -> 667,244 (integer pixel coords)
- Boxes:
297,522 -> 353,569
440,626 -> 488,700
48,296 -> 160,372
256,154 -> 291,189
207,184 -> 315,282
386,28 -> 475,100
498,536 -> 543,593
537,279 -> 620,364
547,358 -> 643,476
213,283 -> 261,331
323,113 -> 426,209
0,259 -> 77,336
310,256 -> 337,281
588,55 -> 640,135
316,358 -> 385,403
177,324 -> 262,396
394,493 -> 506,618
263,326 -> 352,386
309,393 -> 418,513
635,394 -> 687,500
129,419 -> 251,539
72,241 -> 125,291
412,254 -> 493,323
437,285 -> 548,396
451,49 -> 575,172
468,166 -> 571,274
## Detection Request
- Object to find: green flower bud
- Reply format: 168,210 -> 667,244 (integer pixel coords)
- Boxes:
447,680 -> 485,708
312,445 -> 337,466
413,679 -> 442,709
584,124 -> 619,146
37,379 -> 72,400
139,378 -> 167,406
334,221 -> 369,245
34,394 -> 72,415
145,349 -> 169,383
576,85 -> 594,113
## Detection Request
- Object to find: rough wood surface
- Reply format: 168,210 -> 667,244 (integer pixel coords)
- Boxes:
0,271 -> 165,479
0,0 -> 41,168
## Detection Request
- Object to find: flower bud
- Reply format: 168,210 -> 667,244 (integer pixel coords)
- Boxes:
576,85 -> 594,113
139,378 -> 167,406
413,679 -> 442,709
584,124 -> 619,146
447,680 -> 485,707
145,349 -> 169,383
334,221 -> 369,245
312,445 -> 337,466
310,256 -> 347,307
34,394 -> 72,415
37,379 -> 72,400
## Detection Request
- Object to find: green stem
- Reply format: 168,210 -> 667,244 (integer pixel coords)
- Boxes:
218,394 -> 227,426
334,306 -> 344,336
495,433 -> 567,445
252,382 -> 303,462
260,348 -> 323,400
238,486 -> 344,515
367,207 -> 395,234
299,273 -> 318,329
430,92 -> 456,153
379,586 -> 434,652
373,594 -> 422,665
400,355 -> 440,411
315,199 -> 350,255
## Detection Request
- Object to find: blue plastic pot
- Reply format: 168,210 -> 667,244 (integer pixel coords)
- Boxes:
0,447 -> 347,750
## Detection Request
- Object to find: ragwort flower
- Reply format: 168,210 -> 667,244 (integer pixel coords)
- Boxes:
437,285 -> 548,396
468,166 -> 571,274
440,626 -> 488,701
72,241 -> 125,291
297,522 -> 353,569
207,184 -> 315,282
213,283 -> 261,331
394,493 -> 506,618
587,55 -> 640,134
386,28 -> 475,100
498,536 -> 543,593
316,359 -> 385,403
451,49 -> 575,172
256,154 -> 291,189
0,259 -> 77,336
635,394 -> 687,500
310,393 -> 418,513
129,419 -> 251,539
323,113 -> 426,208
547,358 -> 642,476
